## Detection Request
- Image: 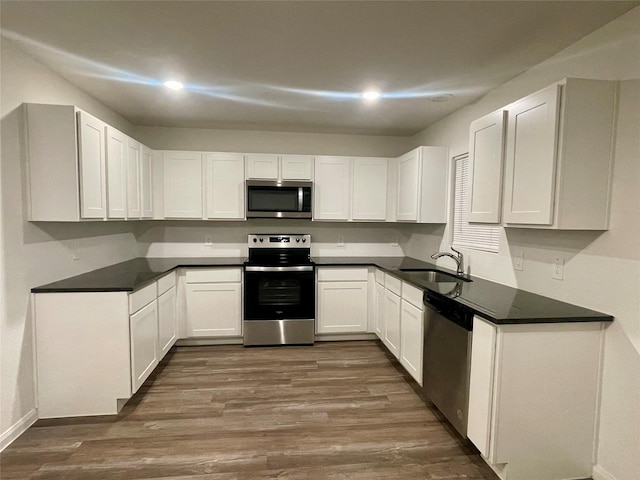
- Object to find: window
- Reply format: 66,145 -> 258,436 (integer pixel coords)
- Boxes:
452,154 -> 500,253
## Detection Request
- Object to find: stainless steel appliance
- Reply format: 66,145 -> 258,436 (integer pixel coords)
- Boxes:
422,290 -> 474,437
246,181 -> 312,219
243,234 -> 315,346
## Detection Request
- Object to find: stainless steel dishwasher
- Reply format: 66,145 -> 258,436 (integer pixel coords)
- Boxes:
422,290 -> 474,437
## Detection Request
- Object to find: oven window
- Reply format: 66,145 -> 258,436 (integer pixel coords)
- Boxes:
248,187 -> 299,212
258,279 -> 301,305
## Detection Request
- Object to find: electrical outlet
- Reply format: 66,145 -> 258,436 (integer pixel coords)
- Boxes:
71,241 -> 79,261
337,236 -> 345,248
391,236 -> 399,247
552,257 -> 564,280
513,251 -> 524,271
205,235 -> 213,246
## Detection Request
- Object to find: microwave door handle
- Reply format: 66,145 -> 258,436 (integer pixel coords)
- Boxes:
298,187 -> 303,211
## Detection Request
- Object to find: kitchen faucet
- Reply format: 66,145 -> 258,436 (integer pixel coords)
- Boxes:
431,247 -> 464,276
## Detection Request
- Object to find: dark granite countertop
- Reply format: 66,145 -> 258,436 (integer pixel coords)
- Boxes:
32,255 -> 612,325
31,257 -> 246,293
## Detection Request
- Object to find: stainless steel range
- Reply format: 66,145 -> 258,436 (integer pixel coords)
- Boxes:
243,234 -> 315,346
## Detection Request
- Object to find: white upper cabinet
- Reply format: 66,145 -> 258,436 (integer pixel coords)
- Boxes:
280,155 -> 313,180
163,151 -> 203,219
352,157 -> 388,221
105,126 -> 128,219
245,154 -> 279,179
205,152 -> 245,220
502,79 -> 617,229
140,146 -> 154,218
77,110 -> 108,219
395,146 -> 448,223
126,137 -> 142,219
314,156 -> 351,221
468,110 -> 507,224
246,154 -> 313,181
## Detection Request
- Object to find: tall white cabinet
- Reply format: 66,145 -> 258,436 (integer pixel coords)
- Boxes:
77,110 -> 108,219
105,126 -> 128,219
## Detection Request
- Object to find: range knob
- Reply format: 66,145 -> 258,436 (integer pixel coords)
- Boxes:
302,237 -> 307,243
253,238 -> 257,243
259,237 -> 264,242
296,238 -> 301,243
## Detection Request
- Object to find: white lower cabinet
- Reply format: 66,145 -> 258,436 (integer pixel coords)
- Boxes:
399,284 -> 424,385
468,316 -> 605,480
185,268 -> 242,337
130,299 -> 159,392
316,267 -> 368,333
158,285 -> 177,357
383,288 -> 401,358
374,278 -> 385,338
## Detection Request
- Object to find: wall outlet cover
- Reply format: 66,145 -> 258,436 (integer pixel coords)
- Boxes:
552,257 -> 564,280
513,251 -> 524,271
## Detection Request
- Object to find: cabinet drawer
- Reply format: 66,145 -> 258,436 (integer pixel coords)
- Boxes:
157,271 -> 176,295
375,269 -> 385,285
402,282 -> 424,309
129,282 -> 157,314
384,273 -> 402,296
317,267 -> 368,282
185,268 -> 241,284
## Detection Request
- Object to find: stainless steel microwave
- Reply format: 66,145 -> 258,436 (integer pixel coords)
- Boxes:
246,180 -> 313,219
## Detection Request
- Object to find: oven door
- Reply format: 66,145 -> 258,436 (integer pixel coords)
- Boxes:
244,266 -> 315,320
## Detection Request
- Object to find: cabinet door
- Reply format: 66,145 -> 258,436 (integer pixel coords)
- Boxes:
503,85 -> 560,225
317,281 -> 368,334
140,146 -> 154,218
396,149 -> 421,221
468,110 -> 507,223
105,126 -> 128,219
77,111 -> 107,219
400,300 -> 424,385
468,316 -> 497,458
280,155 -> 313,180
374,282 -> 385,340
352,157 -> 387,221
186,283 -> 241,336
246,154 -> 279,179
158,286 -> 177,358
205,153 -> 245,219
163,152 -> 203,218
130,300 -> 159,393
127,138 -> 142,218
314,156 -> 351,220
383,290 -> 401,358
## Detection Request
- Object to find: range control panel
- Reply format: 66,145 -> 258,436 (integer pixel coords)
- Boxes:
248,234 -> 310,248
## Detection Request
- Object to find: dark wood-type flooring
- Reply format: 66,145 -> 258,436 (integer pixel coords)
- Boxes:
1,341 -> 499,479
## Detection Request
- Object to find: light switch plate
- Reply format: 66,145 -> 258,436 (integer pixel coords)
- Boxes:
513,251 -> 524,271
552,257 -> 564,280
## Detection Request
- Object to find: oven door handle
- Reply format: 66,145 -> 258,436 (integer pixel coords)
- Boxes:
244,265 -> 314,272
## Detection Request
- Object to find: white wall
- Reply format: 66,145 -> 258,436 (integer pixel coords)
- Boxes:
405,8 -> 640,480
0,39 -> 140,448
135,125 -> 408,158
135,220 -> 413,258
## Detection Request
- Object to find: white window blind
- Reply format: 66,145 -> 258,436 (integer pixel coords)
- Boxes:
452,154 -> 500,253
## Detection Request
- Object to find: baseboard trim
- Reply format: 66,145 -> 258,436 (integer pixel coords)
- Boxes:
0,409 -> 38,452
593,465 -> 618,480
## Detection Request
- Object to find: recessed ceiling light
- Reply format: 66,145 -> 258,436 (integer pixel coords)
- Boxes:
164,80 -> 184,91
362,90 -> 380,101
430,93 -> 452,103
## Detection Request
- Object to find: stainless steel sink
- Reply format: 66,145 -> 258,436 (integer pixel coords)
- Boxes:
399,269 -> 471,283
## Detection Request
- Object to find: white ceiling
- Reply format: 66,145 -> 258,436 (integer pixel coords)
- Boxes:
2,1 -> 638,136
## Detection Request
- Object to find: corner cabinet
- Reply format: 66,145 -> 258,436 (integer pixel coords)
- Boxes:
395,146 -> 448,223
468,316 -> 605,480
